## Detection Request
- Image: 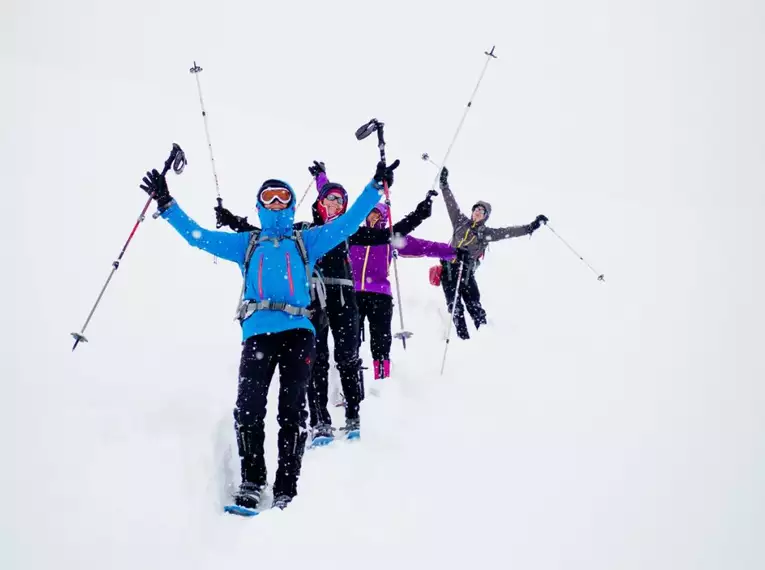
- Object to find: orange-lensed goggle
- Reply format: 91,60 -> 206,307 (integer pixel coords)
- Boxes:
260,187 -> 293,205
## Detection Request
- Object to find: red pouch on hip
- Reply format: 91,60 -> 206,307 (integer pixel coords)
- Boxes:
429,264 -> 443,286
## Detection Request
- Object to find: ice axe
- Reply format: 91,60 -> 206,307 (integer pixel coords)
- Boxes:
355,118 -> 413,348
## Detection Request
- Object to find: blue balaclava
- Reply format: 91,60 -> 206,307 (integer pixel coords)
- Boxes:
256,179 -> 296,237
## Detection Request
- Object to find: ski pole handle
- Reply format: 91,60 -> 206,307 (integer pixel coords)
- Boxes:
215,197 -> 224,228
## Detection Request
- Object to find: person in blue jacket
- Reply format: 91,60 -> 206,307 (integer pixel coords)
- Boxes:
139,160 -> 397,511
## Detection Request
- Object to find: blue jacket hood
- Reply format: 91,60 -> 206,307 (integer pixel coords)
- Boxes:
256,179 -> 296,237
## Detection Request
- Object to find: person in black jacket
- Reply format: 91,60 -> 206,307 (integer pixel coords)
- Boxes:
215,160 -> 435,446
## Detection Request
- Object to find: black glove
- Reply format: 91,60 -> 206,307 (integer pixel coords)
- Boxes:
215,205 -> 239,228
140,169 -> 173,208
439,166 -> 449,187
415,196 -> 433,218
374,159 -> 400,187
455,247 -> 471,264
215,206 -> 256,232
426,189 -> 438,199
529,214 -> 549,233
308,160 -> 326,177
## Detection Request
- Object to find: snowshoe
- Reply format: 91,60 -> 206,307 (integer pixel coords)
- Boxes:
310,423 -> 335,448
339,417 -> 360,441
224,481 -> 263,516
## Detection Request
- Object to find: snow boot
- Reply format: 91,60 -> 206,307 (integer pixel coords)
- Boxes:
454,315 -> 470,340
233,481 -> 263,510
373,359 -> 391,379
310,423 -> 335,448
271,494 -> 293,510
340,416 -> 360,440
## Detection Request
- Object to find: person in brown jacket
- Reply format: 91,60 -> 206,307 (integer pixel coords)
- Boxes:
437,166 -> 548,339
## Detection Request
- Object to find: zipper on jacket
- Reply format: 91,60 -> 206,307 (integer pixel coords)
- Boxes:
360,246 -> 371,291
258,254 -> 264,298
285,252 -> 295,296
386,244 -> 391,276
456,227 -> 476,249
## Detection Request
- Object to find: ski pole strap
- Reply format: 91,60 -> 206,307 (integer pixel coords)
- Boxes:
163,143 -> 187,176
237,300 -> 313,321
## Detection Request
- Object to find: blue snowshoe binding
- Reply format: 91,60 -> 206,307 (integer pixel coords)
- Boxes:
224,482 -> 263,517
310,423 -> 335,448
339,417 -> 360,440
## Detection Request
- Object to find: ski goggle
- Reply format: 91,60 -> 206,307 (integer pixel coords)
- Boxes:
472,205 -> 487,216
260,187 -> 293,205
323,193 -> 345,205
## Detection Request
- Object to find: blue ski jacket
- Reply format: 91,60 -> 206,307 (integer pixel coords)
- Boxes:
160,179 -> 382,340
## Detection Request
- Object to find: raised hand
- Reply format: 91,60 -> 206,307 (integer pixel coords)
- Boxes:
439,166 -> 449,188
139,169 -> 173,208
374,159 -> 400,188
308,160 -> 326,177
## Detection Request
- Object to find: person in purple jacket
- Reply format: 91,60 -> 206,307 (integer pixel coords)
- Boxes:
350,202 -> 458,379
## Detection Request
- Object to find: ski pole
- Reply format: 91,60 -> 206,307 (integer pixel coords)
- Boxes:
189,61 -> 222,216
70,144 -> 187,351
440,259 -> 466,375
355,118 -> 413,348
546,224 -> 605,282
428,46 -> 497,192
295,178 -> 315,211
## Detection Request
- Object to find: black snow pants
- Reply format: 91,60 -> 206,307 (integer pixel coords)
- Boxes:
307,284 -> 363,427
440,259 -> 487,340
234,329 -> 315,499
357,291 -> 394,361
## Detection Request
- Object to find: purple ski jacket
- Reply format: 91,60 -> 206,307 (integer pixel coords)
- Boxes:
349,203 -> 456,297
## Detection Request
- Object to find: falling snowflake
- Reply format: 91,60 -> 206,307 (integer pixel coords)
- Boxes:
366,277 -> 372,283
255,351 -> 264,360
191,230 -> 202,240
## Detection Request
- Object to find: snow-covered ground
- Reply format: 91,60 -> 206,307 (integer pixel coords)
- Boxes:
4,1 -> 764,568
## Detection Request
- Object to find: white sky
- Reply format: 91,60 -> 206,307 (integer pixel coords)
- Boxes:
3,0 -> 764,568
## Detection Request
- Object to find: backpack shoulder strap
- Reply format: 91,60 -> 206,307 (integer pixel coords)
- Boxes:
244,228 -> 260,281
235,228 -> 262,321
243,228 -> 262,273
292,229 -> 311,280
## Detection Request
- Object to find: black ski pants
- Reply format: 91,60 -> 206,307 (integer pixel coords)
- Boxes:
234,329 -> 314,499
440,260 -> 486,339
357,291 -> 394,361
307,284 -> 363,427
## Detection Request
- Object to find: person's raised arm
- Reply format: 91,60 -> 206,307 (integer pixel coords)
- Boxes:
309,160 -> 329,193
390,190 -> 438,236
302,160 -> 399,261
484,215 -> 549,242
140,169 -> 249,263
398,235 -> 456,260
439,167 -> 468,228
